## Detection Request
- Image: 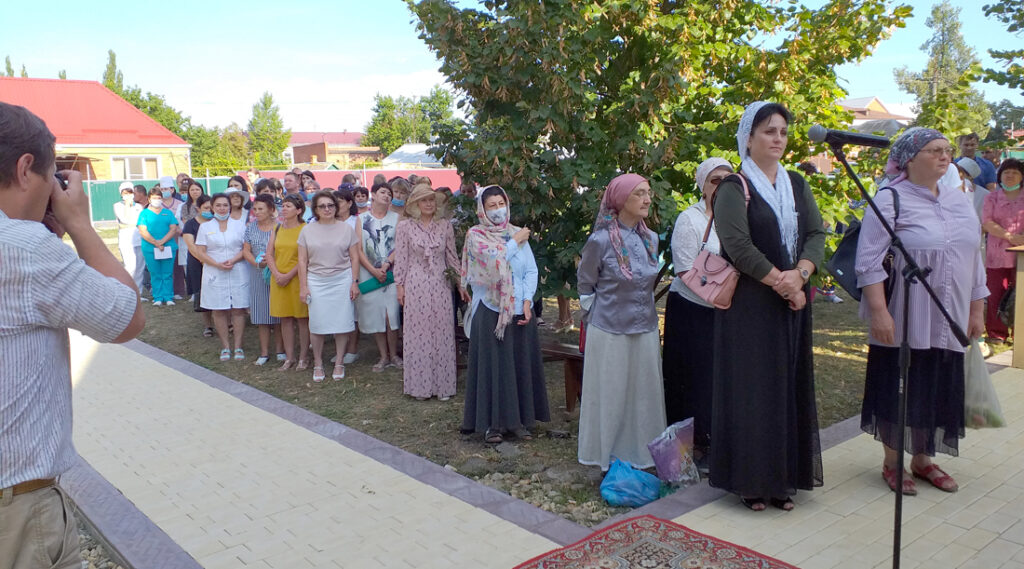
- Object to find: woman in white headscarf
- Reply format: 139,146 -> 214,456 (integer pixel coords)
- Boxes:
663,157 -> 733,467
709,102 -> 825,511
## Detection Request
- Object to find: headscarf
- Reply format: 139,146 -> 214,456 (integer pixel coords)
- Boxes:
736,101 -> 798,264
461,185 -> 520,339
884,127 -> 946,184
593,173 -> 658,280
695,157 -> 733,195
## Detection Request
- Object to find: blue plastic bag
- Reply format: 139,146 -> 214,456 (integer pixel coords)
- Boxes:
600,458 -> 661,507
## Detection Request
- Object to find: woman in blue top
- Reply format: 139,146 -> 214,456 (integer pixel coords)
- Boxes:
138,186 -> 180,305
460,185 -> 550,444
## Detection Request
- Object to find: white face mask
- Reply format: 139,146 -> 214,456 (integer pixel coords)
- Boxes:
149,200 -> 163,210
214,212 -> 230,221
486,207 -> 508,224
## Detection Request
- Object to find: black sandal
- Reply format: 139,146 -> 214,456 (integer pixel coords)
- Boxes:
513,428 -> 533,441
484,429 -> 503,444
770,497 -> 795,511
741,497 -> 767,511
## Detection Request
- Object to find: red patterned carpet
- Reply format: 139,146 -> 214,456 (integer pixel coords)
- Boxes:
514,515 -> 800,569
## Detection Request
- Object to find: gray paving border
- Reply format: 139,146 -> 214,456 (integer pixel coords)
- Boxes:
70,338 -> 967,562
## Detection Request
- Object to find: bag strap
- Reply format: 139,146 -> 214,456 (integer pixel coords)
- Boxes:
876,186 -> 900,222
702,174 -> 751,245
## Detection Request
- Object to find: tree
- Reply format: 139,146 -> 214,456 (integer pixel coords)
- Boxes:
212,124 -> 250,171
407,0 -> 911,295
246,92 -> 291,167
894,1 -> 991,137
18,65 -> 26,78
4,56 -> 12,77
983,0 -> 1024,95
985,99 -> 1024,143
102,50 -> 123,93
363,86 -> 456,156
58,69 -> 66,80
100,50 -> 190,137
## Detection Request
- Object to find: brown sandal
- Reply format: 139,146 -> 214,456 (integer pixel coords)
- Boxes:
883,465 -> 917,495
912,463 -> 958,492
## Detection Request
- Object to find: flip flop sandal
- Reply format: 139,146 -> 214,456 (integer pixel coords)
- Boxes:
912,463 -> 958,493
296,360 -> 309,371
882,465 -> 917,496
312,366 -> 326,383
770,497 -> 795,511
740,497 -> 767,511
279,359 -> 295,371
372,360 -> 387,373
203,327 -> 214,337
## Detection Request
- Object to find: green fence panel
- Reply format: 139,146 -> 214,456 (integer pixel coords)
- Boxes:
87,177 -> 234,223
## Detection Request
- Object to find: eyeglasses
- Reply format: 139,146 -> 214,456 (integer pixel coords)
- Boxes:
316,204 -> 336,210
921,147 -> 954,157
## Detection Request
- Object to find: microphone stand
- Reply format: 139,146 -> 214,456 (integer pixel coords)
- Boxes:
827,142 -> 969,569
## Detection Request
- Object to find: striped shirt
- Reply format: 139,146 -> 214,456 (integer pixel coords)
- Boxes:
0,210 -> 137,487
855,179 -> 988,353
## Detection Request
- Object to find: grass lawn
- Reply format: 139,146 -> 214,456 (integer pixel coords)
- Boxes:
131,286 -> 867,525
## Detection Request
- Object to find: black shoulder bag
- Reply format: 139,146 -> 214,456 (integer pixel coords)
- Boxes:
824,187 -> 899,302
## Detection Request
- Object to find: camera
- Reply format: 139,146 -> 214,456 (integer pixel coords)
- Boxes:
54,171 -> 68,190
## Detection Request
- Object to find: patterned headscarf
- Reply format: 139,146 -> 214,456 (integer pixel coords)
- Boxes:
885,127 -> 947,182
594,173 -> 658,280
736,101 -> 798,263
695,157 -> 733,196
460,185 -> 520,339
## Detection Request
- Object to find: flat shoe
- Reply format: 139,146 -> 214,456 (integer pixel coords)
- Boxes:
312,366 -> 325,382
770,497 -> 795,511
883,465 -> 917,496
912,463 -> 958,492
484,429 -> 503,444
332,364 -> 345,381
513,428 -> 533,441
233,348 -> 245,360
296,360 -> 309,371
254,356 -> 269,366
372,360 -> 387,373
279,359 -> 295,371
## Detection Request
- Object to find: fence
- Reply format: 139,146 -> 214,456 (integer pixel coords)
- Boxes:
85,177 -> 234,224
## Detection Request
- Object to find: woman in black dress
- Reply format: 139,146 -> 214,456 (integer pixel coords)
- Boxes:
182,194 -> 214,336
710,102 -> 825,511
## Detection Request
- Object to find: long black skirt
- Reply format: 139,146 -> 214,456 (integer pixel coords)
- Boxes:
663,291 -> 715,448
861,345 -> 965,457
461,305 -> 551,434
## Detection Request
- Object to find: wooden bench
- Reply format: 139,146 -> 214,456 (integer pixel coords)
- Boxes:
540,341 -> 584,412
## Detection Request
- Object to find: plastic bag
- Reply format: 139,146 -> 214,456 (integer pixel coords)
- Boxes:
599,458 -> 661,507
647,419 -> 702,487
965,339 -> 1005,429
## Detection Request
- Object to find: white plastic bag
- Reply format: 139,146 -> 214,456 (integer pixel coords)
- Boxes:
964,339 -> 1005,429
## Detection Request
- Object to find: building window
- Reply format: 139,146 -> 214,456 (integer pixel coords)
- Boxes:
112,156 -> 159,180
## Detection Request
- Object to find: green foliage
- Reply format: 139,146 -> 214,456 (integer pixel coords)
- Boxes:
363,86 -> 455,156
247,92 -> 291,167
18,64 -> 26,78
102,50 -> 123,93
4,56 -> 12,77
894,1 -> 991,137
985,99 -> 1024,143
407,0 -> 910,295
983,0 -> 1024,95
58,69 -> 66,80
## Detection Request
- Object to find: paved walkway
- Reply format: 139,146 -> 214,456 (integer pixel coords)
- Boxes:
65,333 -> 1024,569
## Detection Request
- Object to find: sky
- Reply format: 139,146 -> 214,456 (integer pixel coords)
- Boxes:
1,0 -> 1021,133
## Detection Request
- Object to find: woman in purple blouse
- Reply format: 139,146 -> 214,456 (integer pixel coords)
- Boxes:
856,127 -> 987,496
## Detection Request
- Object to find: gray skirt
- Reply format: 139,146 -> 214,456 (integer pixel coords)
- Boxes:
461,305 -> 550,434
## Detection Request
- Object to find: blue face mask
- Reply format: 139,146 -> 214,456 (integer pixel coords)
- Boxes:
161,190 -> 173,199
356,201 -> 369,209
200,211 -> 214,220
391,198 -> 406,207
214,212 -> 230,221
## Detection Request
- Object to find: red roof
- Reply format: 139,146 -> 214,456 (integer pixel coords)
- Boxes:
289,131 -> 364,146
0,77 -> 187,146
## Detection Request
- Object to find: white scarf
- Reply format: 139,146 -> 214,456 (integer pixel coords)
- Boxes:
737,102 -> 799,264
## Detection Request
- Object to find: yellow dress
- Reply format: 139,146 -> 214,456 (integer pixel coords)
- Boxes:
269,224 -> 309,318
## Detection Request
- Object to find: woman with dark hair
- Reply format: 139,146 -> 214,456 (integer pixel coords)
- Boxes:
858,128 -> 986,495
710,102 -> 825,511
195,193 -> 250,361
138,186 -> 180,306
357,182 -> 402,371
298,191 -> 362,381
461,185 -> 548,442
354,186 -> 371,215
268,194 -> 311,370
227,176 -> 251,222
981,158 -> 1024,345
333,187 -> 360,230
182,194 -> 215,336
394,184 -> 463,400
180,179 -> 204,224
663,157 -> 734,464
244,194 -> 283,365
577,174 -> 665,469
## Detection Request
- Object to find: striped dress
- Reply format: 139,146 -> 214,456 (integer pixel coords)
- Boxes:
244,221 -> 280,326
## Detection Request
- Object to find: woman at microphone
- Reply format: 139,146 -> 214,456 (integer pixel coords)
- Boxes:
856,128 -> 986,495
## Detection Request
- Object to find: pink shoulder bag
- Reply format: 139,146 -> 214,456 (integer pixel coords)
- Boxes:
680,175 -> 750,310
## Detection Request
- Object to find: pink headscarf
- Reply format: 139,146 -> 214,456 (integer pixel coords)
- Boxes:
594,173 -> 658,280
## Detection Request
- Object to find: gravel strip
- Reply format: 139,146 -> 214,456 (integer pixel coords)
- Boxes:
77,514 -> 126,569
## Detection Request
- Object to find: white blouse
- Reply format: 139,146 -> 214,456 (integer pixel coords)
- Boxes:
669,200 -> 720,307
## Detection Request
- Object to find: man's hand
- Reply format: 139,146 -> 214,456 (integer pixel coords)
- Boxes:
48,170 -> 92,236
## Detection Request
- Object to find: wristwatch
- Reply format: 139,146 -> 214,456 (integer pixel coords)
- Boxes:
799,268 -> 810,282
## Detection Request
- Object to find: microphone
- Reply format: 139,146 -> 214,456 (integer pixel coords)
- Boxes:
808,125 -> 891,149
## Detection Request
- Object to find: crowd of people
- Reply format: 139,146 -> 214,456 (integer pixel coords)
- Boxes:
111,102 -> 1018,512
